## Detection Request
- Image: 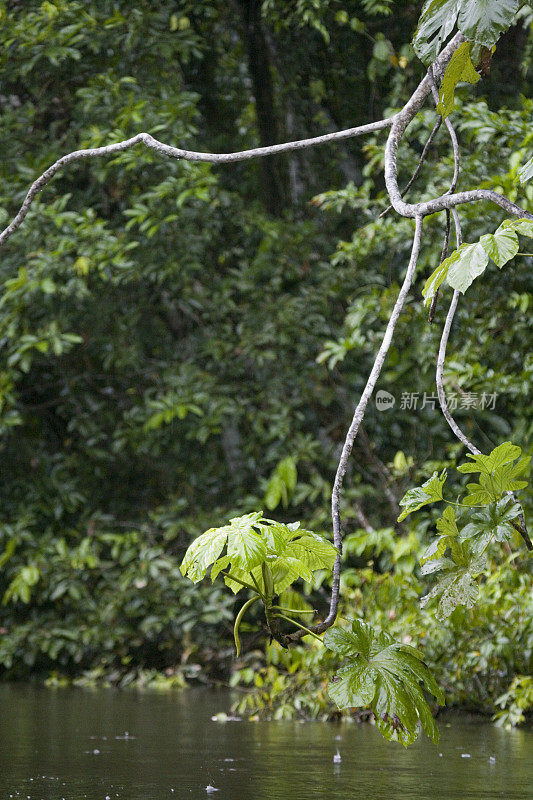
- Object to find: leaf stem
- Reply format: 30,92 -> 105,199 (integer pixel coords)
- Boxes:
273,613 -> 324,644
250,571 -> 265,600
221,572 -> 260,594
270,606 -> 316,615
442,499 -> 486,509
234,595 -> 260,657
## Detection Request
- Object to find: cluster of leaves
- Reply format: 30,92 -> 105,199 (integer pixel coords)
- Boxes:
180,512 -> 337,594
231,557 -> 532,725
493,675 -> 533,728
263,457 -> 298,511
180,512 -> 337,653
399,443 -> 531,620
0,517 -> 234,678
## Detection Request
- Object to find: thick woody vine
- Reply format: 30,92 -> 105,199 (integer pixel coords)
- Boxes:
1,9 -> 531,746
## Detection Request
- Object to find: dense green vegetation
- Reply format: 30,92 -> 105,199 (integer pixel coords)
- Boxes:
0,0 -> 531,732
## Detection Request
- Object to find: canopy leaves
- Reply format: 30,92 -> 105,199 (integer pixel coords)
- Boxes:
413,0 -> 520,64
180,513 -> 337,595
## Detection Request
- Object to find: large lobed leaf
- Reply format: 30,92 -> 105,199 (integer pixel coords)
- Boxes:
413,0 -> 520,65
459,0 -> 520,49
413,0 -> 462,65
325,620 -> 444,746
180,513 -> 337,595
459,442 -> 530,505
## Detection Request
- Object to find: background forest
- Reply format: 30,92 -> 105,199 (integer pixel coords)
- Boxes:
0,0 -> 531,726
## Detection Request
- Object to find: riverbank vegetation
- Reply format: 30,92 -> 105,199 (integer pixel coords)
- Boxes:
0,1 -> 531,732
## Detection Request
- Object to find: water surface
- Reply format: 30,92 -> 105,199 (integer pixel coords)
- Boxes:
0,685 -> 531,799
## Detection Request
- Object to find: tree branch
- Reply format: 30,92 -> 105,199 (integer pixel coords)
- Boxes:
287,215 -> 424,642
380,116 -> 442,218
0,119 -> 395,248
384,34 -> 533,222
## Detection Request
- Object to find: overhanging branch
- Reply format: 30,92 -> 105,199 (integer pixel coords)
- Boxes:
0,118 -> 394,248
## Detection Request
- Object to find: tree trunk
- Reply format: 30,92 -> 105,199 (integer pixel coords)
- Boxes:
237,0 -> 288,215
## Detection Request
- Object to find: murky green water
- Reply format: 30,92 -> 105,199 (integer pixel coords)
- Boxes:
0,685 -> 531,799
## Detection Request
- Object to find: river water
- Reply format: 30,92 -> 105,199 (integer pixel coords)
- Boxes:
0,685 -> 531,799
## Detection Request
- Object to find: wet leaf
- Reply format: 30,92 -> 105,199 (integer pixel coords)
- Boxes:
398,470 -> 447,522
325,620 -> 444,746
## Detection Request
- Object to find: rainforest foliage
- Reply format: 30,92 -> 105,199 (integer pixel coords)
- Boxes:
0,0 -> 531,734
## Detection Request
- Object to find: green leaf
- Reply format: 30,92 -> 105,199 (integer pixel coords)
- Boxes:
270,555 -> 313,593
425,218 -> 529,304
446,241 -> 489,293
328,660 -> 376,708
436,505 -> 460,537
420,507 -> 460,565
413,0 -> 518,65
413,1 -> 461,65
324,618 -> 373,658
480,225 -> 519,268
222,565 -> 259,595
422,255 -> 452,305
325,620 -> 444,746
502,217 -> 533,237
285,533 -> 338,572
458,0 -> 520,49
420,537 -> 448,565
264,475 -> 284,511
397,470 -> 447,522
0,538 -> 16,568
180,528 -> 229,583
421,555 -> 486,620
463,485 -> 493,506
225,513 -> 267,571
519,157 -> 533,185
264,457 -> 298,510
210,554 -> 231,582
494,455 -> 531,495
457,442 -> 522,475
277,456 -> 297,492
436,41 -> 480,119
258,519 -> 293,554
457,443 -> 529,502
460,499 -> 522,552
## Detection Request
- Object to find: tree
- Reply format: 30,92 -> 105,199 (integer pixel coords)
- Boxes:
0,0 -> 531,742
